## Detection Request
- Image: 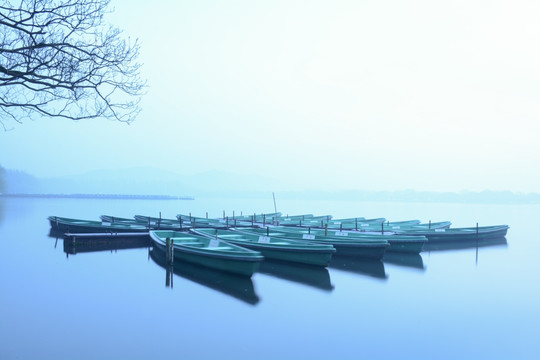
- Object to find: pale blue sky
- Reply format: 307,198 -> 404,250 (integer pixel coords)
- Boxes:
1,0 -> 539,192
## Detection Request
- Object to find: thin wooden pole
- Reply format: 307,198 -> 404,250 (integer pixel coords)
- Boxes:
272,192 -> 278,225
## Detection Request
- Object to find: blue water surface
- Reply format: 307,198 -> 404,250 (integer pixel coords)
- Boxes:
0,197 -> 538,360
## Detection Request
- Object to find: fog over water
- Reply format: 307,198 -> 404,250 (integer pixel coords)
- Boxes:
1,0 -> 539,194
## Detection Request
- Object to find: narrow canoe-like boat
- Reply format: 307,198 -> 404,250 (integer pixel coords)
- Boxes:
250,226 -> 424,254
177,214 -> 246,228
99,215 -> 142,224
149,230 -> 263,277
278,217 -> 387,229
193,228 -> 337,266
133,215 -> 186,230
395,225 -> 509,241
296,220 -> 451,233
233,227 -> 389,260
48,216 -> 149,233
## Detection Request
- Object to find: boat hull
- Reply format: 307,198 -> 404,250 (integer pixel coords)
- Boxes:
221,241 -> 335,266
152,241 -> 260,277
48,216 -> 149,233
150,231 -> 263,277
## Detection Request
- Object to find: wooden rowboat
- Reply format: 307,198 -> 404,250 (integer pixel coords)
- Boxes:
48,216 -> 149,233
149,230 -> 263,277
193,228 -> 337,266
233,227 -> 389,260
258,226 -> 427,253
394,225 -> 509,241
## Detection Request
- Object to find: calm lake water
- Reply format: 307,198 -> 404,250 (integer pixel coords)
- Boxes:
0,197 -> 538,360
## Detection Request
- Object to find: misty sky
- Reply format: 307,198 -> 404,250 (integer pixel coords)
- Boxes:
1,0 -> 539,192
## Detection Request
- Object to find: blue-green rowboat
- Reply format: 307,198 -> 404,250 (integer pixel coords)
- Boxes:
193,228 -> 336,266
233,227 -> 389,259
150,230 -> 263,277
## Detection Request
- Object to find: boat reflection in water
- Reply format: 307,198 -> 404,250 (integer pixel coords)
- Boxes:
149,247 -> 260,306
258,260 -> 334,292
383,252 -> 425,270
328,254 -> 387,280
423,236 -> 508,252
62,233 -> 151,256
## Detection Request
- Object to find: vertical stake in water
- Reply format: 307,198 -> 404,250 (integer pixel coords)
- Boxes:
355,218 -> 358,231
206,212 -> 208,219
272,192 -> 278,225
223,210 -> 225,219
381,222 -> 384,235
429,220 -> 431,229
476,222 -> 479,264
170,239 -> 174,263
165,237 -> 171,264
325,224 -> 328,236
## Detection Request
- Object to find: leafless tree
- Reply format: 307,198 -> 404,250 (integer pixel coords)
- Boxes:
0,0 -> 145,130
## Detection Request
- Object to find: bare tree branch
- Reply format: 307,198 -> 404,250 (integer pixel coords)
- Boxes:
0,0 -> 146,129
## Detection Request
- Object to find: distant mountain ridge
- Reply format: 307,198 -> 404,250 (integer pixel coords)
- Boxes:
2,167 -> 540,203
2,167 -> 278,196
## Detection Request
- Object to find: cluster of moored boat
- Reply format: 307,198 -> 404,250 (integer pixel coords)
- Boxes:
48,213 -> 509,277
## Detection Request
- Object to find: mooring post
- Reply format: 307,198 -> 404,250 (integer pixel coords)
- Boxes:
381,222 -> 384,235
263,214 -> 266,226
340,223 -> 343,231
206,212 -> 208,219
308,227 -> 311,234
355,218 -> 358,231
170,239 -> 174,263
226,216 -> 229,229
325,224 -> 328,236
223,210 -> 225,219
179,218 -> 182,230
166,237 -> 171,264
189,212 -> 191,221
233,210 -> 235,220
266,227 -> 269,236
158,211 -> 162,229
429,220 -> 431,229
